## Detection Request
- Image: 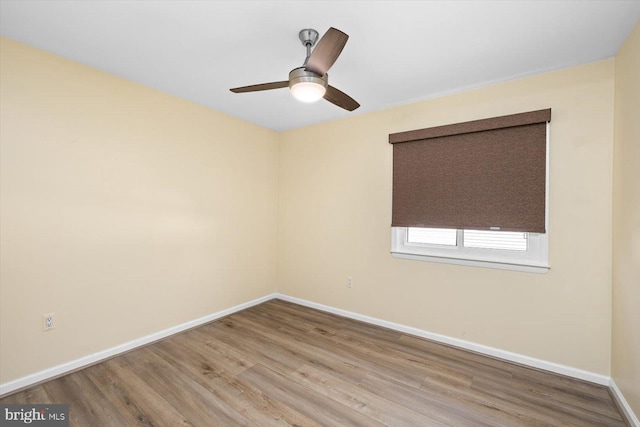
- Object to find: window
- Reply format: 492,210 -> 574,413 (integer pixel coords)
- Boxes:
392,227 -> 548,272
389,110 -> 551,273
407,228 -> 528,251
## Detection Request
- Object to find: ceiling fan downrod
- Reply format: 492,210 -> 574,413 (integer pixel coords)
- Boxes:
299,29 -> 319,65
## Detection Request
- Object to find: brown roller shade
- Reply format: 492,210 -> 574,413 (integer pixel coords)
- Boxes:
389,109 -> 550,233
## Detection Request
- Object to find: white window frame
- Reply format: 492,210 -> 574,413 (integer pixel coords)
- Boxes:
390,123 -> 550,274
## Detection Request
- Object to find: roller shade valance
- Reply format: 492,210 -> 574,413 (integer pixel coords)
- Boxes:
389,109 -> 551,233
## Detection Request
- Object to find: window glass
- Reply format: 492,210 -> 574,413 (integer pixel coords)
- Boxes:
407,228 -> 457,246
463,230 -> 527,251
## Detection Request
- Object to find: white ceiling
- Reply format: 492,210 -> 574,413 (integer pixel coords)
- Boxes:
1,1 -> 639,131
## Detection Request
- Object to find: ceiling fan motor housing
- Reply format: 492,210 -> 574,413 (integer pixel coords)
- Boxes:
288,67 -> 328,90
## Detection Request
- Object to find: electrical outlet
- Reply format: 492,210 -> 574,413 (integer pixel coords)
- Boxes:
43,313 -> 56,331
347,277 -> 353,288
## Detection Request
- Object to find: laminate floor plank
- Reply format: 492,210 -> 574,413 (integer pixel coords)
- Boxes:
509,372 -> 623,419
149,344 -> 322,427
336,325 -> 514,383
162,331 -> 254,376
419,372 -> 587,426
239,363 -> 387,427
84,362 -> 169,427
0,385 -> 52,404
508,365 -> 616,401
291,364 -> 449,427
123,347 -> 257,426
262,301 -> 515,385
360,370 -> 509,427
263,299 -> 404,343
309,323 -> 513,384
229,312 -> 372,383
1,299 -> 629,426
92,358 -> 194,426
235,309 -> 429,389
41,371 -> 128,427
470,374 -> 625,426
199,320 -> 305,374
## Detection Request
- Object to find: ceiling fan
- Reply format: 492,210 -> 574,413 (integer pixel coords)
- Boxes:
230,27 -> 360,112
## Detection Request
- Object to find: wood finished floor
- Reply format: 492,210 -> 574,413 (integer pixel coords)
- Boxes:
1,299 -> 628,426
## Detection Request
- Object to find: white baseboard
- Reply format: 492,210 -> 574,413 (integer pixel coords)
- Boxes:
0,293 -> 278,397
274,293 -> 611,386
610,378 -> 640,427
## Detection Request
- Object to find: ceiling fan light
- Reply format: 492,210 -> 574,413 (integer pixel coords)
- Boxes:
288,67 -> 328,104
291,81 -> 326,103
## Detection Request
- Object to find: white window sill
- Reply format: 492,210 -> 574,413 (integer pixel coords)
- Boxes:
391,251 -> 550,274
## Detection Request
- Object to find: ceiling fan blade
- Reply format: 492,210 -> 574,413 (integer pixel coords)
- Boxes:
230,81 -> 289,93
305,27 -> 348,75
324,85 -> 360,111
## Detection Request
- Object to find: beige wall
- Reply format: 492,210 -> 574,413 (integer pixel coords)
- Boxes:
612,22 -> 640,416
278,60 -> 615,375
0,37 -> 279,384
